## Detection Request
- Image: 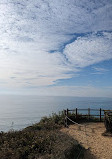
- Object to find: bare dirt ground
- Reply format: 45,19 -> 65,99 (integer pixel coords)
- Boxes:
61,122 -> 112,159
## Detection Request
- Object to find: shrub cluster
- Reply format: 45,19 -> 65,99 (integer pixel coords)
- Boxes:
26,111 -> 65,131
0,111 -> 84,159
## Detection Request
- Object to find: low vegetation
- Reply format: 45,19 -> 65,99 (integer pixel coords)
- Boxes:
0,111 -> 85,159
104,111 -> 112,133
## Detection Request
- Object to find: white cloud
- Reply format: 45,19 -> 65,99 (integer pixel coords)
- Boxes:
0,49 -> 73,87
63,32 -> 112,68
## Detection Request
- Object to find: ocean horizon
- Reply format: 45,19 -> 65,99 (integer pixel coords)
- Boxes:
0,95 -> 112,132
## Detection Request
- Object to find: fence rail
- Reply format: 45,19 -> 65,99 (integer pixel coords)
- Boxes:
64,108 -> 112,127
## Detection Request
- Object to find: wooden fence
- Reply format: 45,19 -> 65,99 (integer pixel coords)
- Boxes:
64,108 -> 112,126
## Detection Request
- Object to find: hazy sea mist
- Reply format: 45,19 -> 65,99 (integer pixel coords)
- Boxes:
0,95 -> 112,132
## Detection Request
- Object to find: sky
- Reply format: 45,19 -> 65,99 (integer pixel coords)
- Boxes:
0,0 -> 112,97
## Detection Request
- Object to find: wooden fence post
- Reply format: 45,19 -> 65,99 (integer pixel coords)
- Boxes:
67,109 -> 69,127
64,110 -> 67,127
88,108 -> 90,120
76,108 -> 77,120
67,109 -> 69,116
100,108 -> 102,122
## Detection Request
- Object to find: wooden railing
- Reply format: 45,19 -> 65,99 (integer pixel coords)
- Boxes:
64,108 -> 112,123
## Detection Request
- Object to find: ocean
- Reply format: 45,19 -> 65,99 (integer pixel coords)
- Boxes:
0,95 -> 112,132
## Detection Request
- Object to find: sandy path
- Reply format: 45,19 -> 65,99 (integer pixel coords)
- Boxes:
61,122 -> 112,159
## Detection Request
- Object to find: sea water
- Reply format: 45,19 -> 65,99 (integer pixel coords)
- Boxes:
0,95 -> 112,132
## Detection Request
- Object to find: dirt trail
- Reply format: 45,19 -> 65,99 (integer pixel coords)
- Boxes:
61,123 -> 112,159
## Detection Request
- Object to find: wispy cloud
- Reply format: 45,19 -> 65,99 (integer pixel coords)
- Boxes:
0,0 -> 112,94
92,66 -> 109,74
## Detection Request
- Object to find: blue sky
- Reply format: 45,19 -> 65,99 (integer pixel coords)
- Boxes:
0,0 -> 112,97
